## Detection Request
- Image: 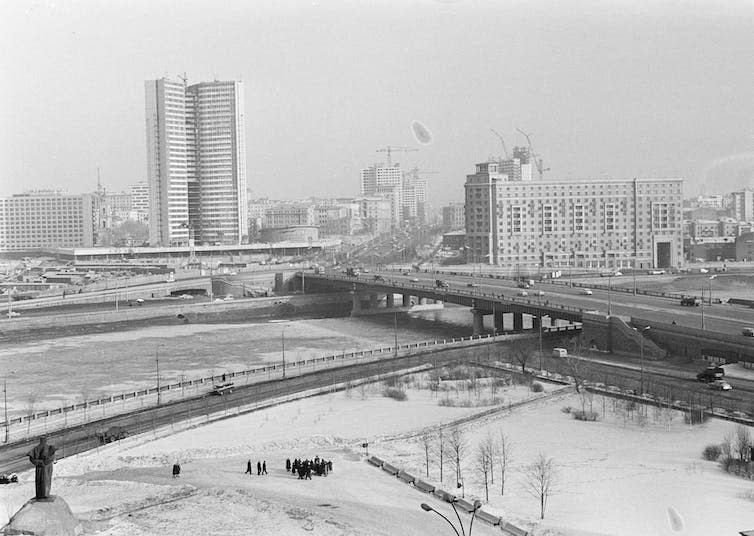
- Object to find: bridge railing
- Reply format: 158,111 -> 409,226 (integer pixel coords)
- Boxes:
1,332 -> 538,442
307,273 -> 587,315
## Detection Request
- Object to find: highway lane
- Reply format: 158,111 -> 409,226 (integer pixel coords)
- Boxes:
0,346 -> 472,474
359,270 -> 754,339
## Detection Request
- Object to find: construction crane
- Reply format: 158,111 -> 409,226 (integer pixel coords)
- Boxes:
407,166 -> 439,178
490,129 -> 509,159
516,128 -> 550,179
376,146 -> 418,166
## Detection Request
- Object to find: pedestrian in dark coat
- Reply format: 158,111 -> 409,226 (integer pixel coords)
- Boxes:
262,461 -> 268,475
286,458 -> 291,471
172,463 -> 181,478
257,461 -> 262,475
245,460 -> 252,474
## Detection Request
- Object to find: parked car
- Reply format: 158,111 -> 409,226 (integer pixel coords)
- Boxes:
647,269 -> 666,275
466,282 -> 478,287
708,380 -> 733,391
698,268 -> 709,274
581,289 -> 593,295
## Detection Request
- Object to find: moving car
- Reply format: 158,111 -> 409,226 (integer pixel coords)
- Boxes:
581,289 -> 593,295
647,269 -> 666,275
410,277 -> 419,283
533,290 -> 545,296
708,380 -> 733,391
373,275 -> 385,282
97,425 -> 128,444
680,295 -> 702,306
742,327 -> 754,337
696,366 -> 725,383
466,282 -> 478,287
435,279 -> 449,288
552,347 -> 568,358
210,382 -> 234,396
517,290 -> 528,297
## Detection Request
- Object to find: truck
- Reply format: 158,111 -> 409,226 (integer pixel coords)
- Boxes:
696,366 -> 725,383
680,295 -> 702,306
435,279 -> 449,288
97,425 -> 128,444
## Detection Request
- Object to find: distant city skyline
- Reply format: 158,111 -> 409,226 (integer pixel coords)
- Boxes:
1,1 -> 752,205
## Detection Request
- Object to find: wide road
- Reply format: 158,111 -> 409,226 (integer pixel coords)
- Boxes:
359,269 -> 754,339
0,344 -> 474,474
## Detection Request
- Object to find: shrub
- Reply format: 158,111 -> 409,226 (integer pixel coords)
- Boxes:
702,444 -> 722,461
382,387 -> 407,401
572,410 -> 599,422
530,382 -> 544,393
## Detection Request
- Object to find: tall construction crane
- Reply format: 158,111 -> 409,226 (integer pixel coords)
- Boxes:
490,129 -> 509,159
516,128 -> 550,179
376,146 -> 418,166
407,166 -> 439,178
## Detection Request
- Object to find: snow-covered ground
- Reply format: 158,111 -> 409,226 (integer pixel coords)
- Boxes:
1,374 -> 752,536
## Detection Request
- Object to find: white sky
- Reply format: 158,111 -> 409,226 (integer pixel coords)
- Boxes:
1,0 -> 752,205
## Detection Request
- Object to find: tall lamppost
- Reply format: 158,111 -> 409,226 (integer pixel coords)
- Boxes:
420,499 -> 482,536
155,344 -> 165,405
635,326 -> 651,394
607,274 -> 613,316
701,275 -> 717,331
393,312 -> 399,358
3,373 -> 13,443
281,325 -> 288,379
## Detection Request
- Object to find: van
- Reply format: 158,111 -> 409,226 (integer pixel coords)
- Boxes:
552,348 -> 568,358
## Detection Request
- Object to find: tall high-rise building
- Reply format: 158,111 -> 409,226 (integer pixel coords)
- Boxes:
145,77 -> 247,246
361,163 -> 403,228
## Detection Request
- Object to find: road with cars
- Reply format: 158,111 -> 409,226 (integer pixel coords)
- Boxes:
343,268 -> 754,340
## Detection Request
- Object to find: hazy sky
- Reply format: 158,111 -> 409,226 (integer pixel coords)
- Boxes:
1,0 -> 752,206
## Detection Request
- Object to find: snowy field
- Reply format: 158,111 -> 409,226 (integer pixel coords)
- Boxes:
1,374 -> 753,536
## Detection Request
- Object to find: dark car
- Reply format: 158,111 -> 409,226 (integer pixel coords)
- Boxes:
680,295 -> 701,306
373,275 -> 385,282
696,366 -> 725,383
97,425 -> 128,443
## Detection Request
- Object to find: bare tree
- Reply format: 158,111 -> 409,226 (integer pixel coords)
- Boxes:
496,430 -> 513,495
734,424 -> 752,461
475,432 -> 495,501
563,354 -> 589,394
512,343 -> 537,375
524,453 -> 556,520
446,426 -> 468,489
418,432 -> 433,478
721,430 -> 734,459
432,428 -> 445,483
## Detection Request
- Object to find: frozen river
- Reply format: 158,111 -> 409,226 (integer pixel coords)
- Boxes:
1,306 -> 483,417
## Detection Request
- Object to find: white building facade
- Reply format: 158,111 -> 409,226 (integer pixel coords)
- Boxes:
465,160 -> 684,270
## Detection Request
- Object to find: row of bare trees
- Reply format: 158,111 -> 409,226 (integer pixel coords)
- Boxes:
417,426 -> 556,519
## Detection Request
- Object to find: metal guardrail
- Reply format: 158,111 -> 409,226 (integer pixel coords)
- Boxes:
2,332 -> 536,440
307,273 -> 587,316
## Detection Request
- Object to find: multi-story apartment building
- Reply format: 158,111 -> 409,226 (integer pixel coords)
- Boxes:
145,77 -> 247,246
402,173 -> 428,223
361,163 -> 403,228
0,191 -> 96,252
314,202 -> 361,236
464,160 -> 684,269
356,197 -> 392,235
732,189 -> 754,222
442,203 -> 465,230
264,204 -> 315,228
130,181 -> 149,221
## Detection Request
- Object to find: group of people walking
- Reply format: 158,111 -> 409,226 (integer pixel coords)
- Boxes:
246,460 -> 268,475
286,456 -> 332,480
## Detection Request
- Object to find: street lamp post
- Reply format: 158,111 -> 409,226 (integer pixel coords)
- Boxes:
155,344 -> 165,405
281,326 -> 287,379
3,376 -> 9,443
393,312 -> 399,358
701,275 -> 717,331
636,326 -> 651,395
607,274 -> 612,316
420,499 -> 482,536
